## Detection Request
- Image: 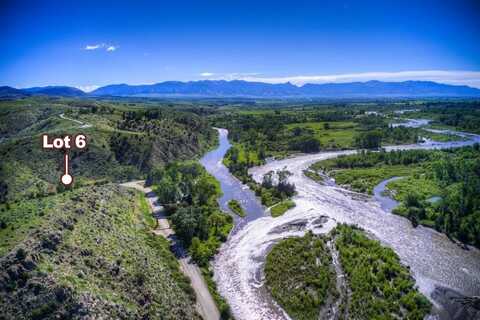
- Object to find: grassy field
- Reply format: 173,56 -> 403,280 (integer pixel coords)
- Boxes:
310,164 -> 422,194
286,121 -> 358,149
387,175 -> 441,202
419,129 -> 464,142
270,199 -> 296,217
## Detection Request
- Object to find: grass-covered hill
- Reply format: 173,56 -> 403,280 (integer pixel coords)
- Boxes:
0,184 -> 199,319
0,97 -> 216,203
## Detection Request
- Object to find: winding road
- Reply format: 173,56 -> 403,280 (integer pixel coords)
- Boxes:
59,113 -> 92,128
120,181 -> 220,320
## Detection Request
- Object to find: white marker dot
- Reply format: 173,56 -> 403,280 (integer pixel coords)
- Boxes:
61,174 -> 73,185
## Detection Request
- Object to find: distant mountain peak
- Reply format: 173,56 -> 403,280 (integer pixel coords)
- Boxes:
2,80 -> 479,99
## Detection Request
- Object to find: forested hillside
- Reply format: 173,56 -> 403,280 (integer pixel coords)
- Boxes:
0,98 -> 216,203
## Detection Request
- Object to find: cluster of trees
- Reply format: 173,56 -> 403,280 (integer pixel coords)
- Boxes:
110,133 -> 154,171
354,130 -> 383,149
212,109 -> 360,160
420,103 -> 480,133
257,169 -> 296,206
147,161 -> 232,266
224,144 -> 296,207
390,145 -> 480,247
423,145 -> 479,246
354,115 -> 420,149
223,144 -> 263,183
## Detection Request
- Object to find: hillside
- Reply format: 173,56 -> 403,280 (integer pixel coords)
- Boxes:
0,98 -> 216,203
0,97 -> 219,319
0,86 -> 29,99
24,86 -> 86,97
0,184 -> 199,319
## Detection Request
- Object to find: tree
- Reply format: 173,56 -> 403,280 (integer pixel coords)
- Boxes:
170,207 -> 208,244
262,171 -> 274,189
354,130 -> 382,149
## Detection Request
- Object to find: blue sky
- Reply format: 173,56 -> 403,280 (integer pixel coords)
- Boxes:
1,0 -> 480,90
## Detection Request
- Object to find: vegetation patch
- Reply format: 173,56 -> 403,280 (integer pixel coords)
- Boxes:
228,199 -> 246,217
334,224 -> 431,319
265,232 -> 336,320
0,185 -> 200,319
148,161 -> 233,266
270,199 -> 296,217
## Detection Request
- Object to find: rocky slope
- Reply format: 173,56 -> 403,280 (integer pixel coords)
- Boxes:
0,184 -> 199,319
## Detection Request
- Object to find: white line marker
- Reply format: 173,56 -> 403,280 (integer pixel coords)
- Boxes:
61,153 -> 73,185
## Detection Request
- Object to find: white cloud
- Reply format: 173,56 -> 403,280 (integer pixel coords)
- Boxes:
199,72 -> 261,80
84,43 -> 118,52
75,85 -> 99,93
206,70 -> 480,88
85,44 -> 103,50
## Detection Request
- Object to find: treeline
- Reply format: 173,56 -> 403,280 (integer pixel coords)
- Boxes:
259,169 -> 296,206
147,161 -> 233,317
416,103 -> 480,133
316,149 -> 433,170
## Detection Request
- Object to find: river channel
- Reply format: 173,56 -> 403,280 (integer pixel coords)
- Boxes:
200,122 -> 480,320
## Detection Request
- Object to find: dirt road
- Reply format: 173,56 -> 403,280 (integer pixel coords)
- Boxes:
121,181 -> 220,320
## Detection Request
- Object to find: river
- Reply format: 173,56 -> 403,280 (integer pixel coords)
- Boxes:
200,123 -> 480,320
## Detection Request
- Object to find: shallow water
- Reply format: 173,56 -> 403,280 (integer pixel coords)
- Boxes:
200,123 -> 480,320
373,176 -> 404,212
200,128 -> 266,231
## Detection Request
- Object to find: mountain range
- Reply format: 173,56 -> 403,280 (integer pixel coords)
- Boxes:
2,80 -> 480,99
